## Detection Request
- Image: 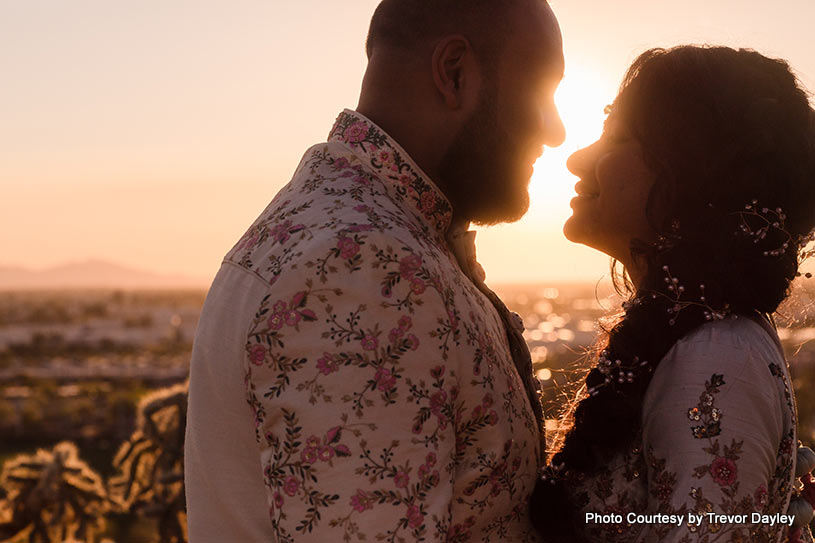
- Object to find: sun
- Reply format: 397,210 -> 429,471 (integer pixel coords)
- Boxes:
524,65 -> 614,227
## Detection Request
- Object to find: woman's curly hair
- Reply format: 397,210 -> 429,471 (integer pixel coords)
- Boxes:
530,45 -> 815,542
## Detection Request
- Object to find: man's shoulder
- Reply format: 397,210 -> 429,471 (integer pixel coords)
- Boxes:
222,142 -> 445,288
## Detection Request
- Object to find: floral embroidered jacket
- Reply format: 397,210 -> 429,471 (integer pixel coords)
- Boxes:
560,316 -> 813,543
185,110 -> 544,542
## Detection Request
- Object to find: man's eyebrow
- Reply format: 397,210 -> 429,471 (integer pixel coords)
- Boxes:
540,59 -> 564,86
546,51 -> 564,80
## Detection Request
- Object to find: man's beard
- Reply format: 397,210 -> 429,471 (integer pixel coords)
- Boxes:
437,87 -> 531,226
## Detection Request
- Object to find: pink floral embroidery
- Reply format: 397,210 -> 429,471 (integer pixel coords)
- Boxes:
388,327 -> 404,344
361,334 -> 378,351
264,292 -> 318,334
316,353 -> 338,375
710,456 -> 737,486
298,426 -> 351,468
429,390 -> 447,416
249,344 -> 266,365
343,121 -> 369,144
420,191 -> 437,214
284,310 -> 301,327
374,367 -> 396,392
300,448 -> 318,465
350,489 -> 374,512
233,110 -> 541,542
352,173 -> 371,186
410,278 -> 426,294
318,446 -> 334,462
267,313 -> 284,330
348,224 -> 375,233
405,334 -> 419,351
337,237 -> 360,259
271,221 -> 293,244
448,309 -> 460,330
394,471 -> 409,488
283,476 -> 299,497
448,517 -> 476,542
399,254 -> 423,279
406,504 -> 424,528
239,229 -> 260,250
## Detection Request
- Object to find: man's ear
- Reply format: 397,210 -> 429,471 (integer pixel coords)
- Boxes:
431,35 -> 479,110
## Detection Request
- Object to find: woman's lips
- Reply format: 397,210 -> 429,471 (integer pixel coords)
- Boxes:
570,191 -> 599,209
573,180 -> 599,199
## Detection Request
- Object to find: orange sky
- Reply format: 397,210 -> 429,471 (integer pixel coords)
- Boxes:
3,0 -> 815,285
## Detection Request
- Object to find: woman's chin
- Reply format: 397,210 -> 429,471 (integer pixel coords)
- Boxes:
563,218 -> 607,253
563,216 -> 588,244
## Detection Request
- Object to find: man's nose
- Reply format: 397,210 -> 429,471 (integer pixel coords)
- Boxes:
543,106 -> 566,148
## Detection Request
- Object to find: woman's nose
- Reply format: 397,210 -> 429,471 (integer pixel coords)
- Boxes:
566,145 -> 592,177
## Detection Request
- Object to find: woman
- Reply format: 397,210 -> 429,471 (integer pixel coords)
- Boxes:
530,45 -> 815,543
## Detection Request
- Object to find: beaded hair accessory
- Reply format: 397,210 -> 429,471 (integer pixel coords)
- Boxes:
586,349 -> 651,397
653,199 -> 815,327
539,461 -> 566,485
736,200 -> 815,261
584,198 -> 815,398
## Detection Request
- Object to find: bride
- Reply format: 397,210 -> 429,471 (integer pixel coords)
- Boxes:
530,45 -> 815,543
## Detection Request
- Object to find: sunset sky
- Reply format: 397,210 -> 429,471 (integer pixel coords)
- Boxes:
3,0 -> 815,285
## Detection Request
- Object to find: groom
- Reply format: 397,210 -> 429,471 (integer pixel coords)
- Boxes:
185,0 -> 565,541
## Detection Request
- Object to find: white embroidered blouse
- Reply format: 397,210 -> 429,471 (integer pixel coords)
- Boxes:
558,316 -> 813,543
184,110 -> 544,542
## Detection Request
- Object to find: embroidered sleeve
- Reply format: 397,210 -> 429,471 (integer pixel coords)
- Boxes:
243,237 -> 462,542
640,334 -> 790,543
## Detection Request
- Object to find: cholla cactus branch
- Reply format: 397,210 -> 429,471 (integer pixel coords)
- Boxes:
108,381 -> 188,543
0,441 -> 109,543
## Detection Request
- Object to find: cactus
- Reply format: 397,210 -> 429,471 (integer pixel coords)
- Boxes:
0,441 -> 109,543
108,381 -> 187,543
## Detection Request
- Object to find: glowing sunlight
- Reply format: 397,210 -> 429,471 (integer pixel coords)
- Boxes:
526,64 -> 611,228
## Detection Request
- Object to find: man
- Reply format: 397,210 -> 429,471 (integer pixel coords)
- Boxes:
185,0 -> 564,540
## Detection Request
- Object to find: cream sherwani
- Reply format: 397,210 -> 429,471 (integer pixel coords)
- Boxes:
185,110 -> 544,542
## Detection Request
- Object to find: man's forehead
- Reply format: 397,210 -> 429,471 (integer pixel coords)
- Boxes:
504,1 -> 563,70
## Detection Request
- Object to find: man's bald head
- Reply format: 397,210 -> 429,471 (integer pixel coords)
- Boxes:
366,0 -> 540,69
358,0 -> 564,226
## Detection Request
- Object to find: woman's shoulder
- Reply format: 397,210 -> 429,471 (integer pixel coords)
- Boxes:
643,315 -> 787,420
661,315 -> 783,374
641,315 -> 792,467
674,314 -> 778,351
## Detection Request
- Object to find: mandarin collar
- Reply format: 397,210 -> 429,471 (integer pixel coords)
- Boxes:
328,109 -> 453,238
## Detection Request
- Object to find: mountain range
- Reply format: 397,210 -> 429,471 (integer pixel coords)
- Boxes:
0,260 -> 210,290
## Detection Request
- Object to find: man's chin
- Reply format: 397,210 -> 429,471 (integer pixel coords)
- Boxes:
469,192 -> 530,226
